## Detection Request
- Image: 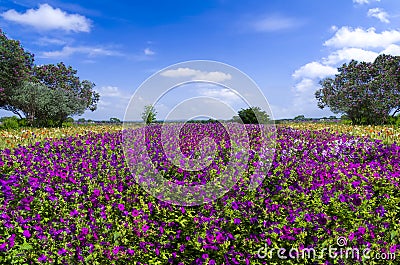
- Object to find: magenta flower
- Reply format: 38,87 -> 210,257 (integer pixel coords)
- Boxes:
23,230 -> 31,238
38,255 -> 47,262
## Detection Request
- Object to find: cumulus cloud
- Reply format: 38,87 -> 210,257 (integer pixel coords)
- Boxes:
323,47 -> 378,65
1,4 -> 91,32
41,46 -> 121,58
367,8 -> 390,23
381,44 -> 400,56
292,62 -> 338,79
324,27 -> 400,49
252,15 -> 301,32
161,68 -> 232,82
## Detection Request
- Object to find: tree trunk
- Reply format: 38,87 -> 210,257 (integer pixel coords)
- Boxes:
12,109 -> 23,119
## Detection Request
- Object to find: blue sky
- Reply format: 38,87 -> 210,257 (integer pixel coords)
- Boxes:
1,0 -> 400,120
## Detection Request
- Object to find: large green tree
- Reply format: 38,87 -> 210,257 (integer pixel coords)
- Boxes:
33,62 -> 99,109
316,54 -> 400,125
0,30 -> 34,118
1,32 -> 99,126
10,81 -> 92,126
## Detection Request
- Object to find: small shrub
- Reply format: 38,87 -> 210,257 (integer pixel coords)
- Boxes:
1,116 -> 19,129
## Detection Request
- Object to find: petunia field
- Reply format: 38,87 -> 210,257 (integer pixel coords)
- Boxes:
0,123 -> 399,264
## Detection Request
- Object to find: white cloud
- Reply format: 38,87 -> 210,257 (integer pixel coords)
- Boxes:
292,62 -> 338,79
353,0 -> 380,4
98,86 -> 128,98
293,78 -> 315,94
381,44 -> 400,56
197,86 -> 241,105
367,8 -> 390,23
144,48 -> 155,55
93,86 -> 131,118
41,45 -> 121,58
323,47 -> 378,65
324,27 -> 400,49
252,15 -> 301,32
1,4 -> 91,32
34,37 -> 67,46
161,68 -> 232,82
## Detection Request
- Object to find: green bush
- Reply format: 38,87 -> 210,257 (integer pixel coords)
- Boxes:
1,116 -> 19,129
18,118 -> 27,127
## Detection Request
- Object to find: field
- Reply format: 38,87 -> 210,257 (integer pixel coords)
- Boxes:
0,123 -> 399,264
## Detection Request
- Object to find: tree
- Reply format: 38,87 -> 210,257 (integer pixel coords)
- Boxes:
10,81 -> 91,127
316,54 -> 400,125
110,117 -> 121,123
0,30 -> 34,118
32,63 -> 99,126
294,115 -> 306,121
234,106 -> 270,124
141,105 -> 157,124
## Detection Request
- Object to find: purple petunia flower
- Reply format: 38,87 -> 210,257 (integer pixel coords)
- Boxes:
23,230 -> 31,238
93,189 -> 101,197
142,224 -> 149,232
231,201 -> 239,210
38,255 -> 47,262
58,248 -> 67,255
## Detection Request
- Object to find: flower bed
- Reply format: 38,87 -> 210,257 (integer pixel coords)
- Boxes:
0,125 -> 399,264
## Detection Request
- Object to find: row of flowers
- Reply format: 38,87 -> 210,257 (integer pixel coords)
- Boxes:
0,124 -> 399,264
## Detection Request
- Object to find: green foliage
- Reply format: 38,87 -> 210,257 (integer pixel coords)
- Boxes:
316,54 -> 400,125
0,116 -> 19,129
0,32 -> 99,127
141,105 -> 157,124
0,30 -> 34,117
235,106 -> 270,124
9,81 -> 88,127
110,117 -> 121,123
294,115 -> 306,120
387,115 -> 400,127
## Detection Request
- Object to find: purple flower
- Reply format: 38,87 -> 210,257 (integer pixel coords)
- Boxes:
390,245 -> 396,253
234,218 -> 241,225
58,248 -> 67,255
142,224 -> 149,232
38,255 -> 47,262
23,230 -> 31,238
118,204 -> 125,211
93,189 -> 101,197
132,209 -> 139,217
231,201 -> 239,210
81,227 -> 89,235
179,244 -> 185,252
113,246 -> 119,255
